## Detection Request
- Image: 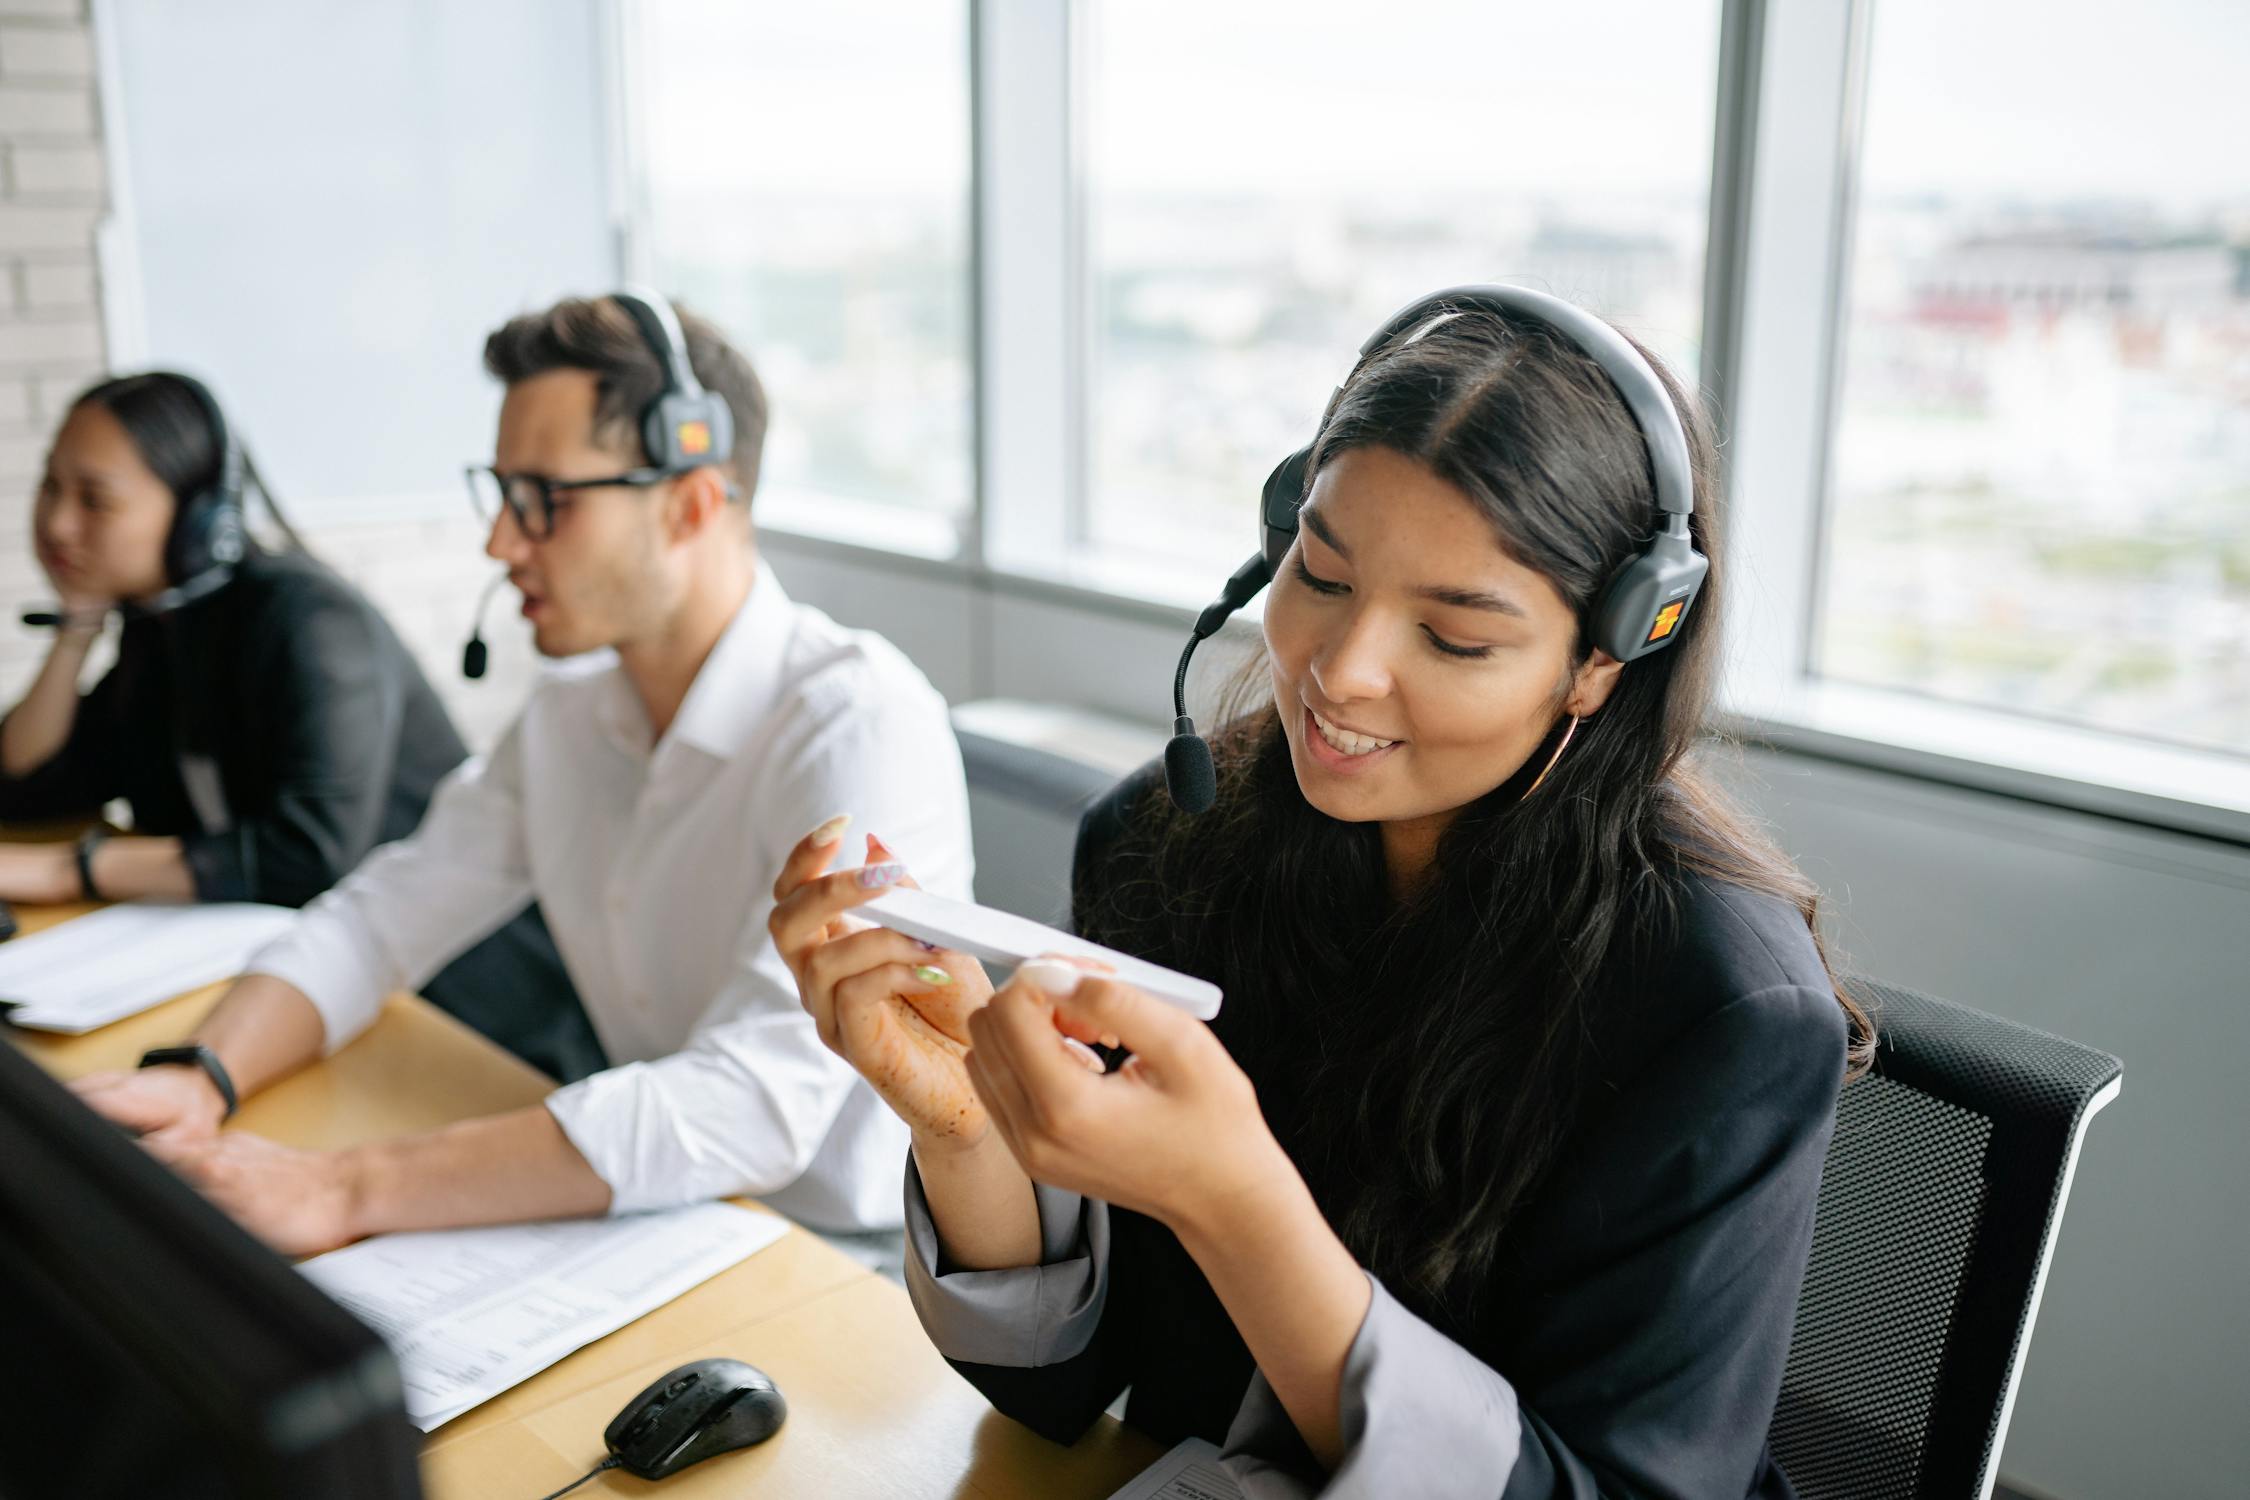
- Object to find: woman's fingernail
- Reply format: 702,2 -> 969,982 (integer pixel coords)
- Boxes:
911,938 -> 941,953
1059,1036 -> 1106,1073
808,814 -> 851,846
1016,958 -> 1083,997
913,965 -> 953,987
855,862 -> 907,890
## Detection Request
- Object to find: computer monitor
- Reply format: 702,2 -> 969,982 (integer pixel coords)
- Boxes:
0,1037 -> 422,1500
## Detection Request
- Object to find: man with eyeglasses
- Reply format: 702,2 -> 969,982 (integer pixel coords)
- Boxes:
69,294 -> 973,1253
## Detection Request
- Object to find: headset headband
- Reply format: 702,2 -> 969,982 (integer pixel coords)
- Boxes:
609,286 -> 733,474
1335,284 -> 1694,519
164,370 -> 245,512
614,286 -> 708,402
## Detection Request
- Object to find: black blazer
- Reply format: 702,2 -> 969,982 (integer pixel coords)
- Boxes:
951,766 -> 1848,1497
0,548 -> 469,908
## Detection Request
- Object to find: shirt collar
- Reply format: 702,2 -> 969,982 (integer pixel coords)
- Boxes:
667,558 -> 794,760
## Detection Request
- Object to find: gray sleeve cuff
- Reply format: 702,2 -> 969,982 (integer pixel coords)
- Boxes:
900,1154 -> 1112,1369
1221,1273 -> 1522,1499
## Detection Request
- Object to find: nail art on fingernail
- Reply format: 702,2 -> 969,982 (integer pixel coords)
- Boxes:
808,813 -> 852,846
855,862 -> 907,889
913,965 -> 952,986
1059,1036 -> 1107,1073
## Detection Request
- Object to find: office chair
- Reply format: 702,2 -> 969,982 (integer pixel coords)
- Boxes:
1770,977 -> 2122,1500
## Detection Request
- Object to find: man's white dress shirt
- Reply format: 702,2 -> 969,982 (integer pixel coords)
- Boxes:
249,560 -> 973,1231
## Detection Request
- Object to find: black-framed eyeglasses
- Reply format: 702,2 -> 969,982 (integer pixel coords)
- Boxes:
464,465 -> 670,541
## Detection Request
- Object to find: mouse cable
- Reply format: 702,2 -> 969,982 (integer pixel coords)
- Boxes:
530,1455 -> 624,1500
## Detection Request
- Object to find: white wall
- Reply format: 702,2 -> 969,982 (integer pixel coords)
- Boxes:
99,0 -> 618,519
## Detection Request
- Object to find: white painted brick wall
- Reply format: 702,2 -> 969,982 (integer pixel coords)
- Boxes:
0,2 -> 85,23
0,20 -> 94,78
0,0 -> 97,695
8,141 -> 101,196
0,81 -> 94,134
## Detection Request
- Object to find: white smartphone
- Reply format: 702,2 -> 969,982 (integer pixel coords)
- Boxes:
858,885 -> 1223,1021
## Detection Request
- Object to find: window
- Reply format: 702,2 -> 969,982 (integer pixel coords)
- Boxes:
1816,0 -> 2250,757
629,0 -> 973,550
1080,0 -> 1724,575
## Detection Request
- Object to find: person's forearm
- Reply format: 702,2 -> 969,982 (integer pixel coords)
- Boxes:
913,1130 -> 1042,1270
0,624 -> 99,777
88,835 -> 195,901
344,1105 -> 612,1237
191,972 -> 332,1100
1171,1158 -> 1373,1473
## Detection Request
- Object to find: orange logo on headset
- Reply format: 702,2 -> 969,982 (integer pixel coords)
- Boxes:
1646,600 -> 1686,644
676,420 -> 713,456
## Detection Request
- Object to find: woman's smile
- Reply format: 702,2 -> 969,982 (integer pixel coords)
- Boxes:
1300,704 -> 1403,775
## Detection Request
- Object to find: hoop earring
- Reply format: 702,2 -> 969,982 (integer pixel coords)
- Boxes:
1520,714 -> 1581,801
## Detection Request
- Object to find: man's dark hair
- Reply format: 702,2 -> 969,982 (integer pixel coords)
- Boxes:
482,295 -> 768,503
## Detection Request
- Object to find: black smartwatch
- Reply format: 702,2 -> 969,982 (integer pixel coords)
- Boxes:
138,1043 -> 238,1120
74,827 -> 109,902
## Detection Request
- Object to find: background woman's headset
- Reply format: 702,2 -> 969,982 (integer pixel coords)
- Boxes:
1163,283 -> 1711,814
461,286 -> 736,678
23,371 -> 249,628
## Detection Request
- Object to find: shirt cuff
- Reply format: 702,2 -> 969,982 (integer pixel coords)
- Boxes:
900,1154 -> 1110,1369
179,827 -> 253,904
245,904 -> 396,1055
1222,1274 -> 1522,1500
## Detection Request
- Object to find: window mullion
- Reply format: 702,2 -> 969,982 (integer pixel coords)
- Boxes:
1720,0 -> 1865,716
974,0 -> 1080,573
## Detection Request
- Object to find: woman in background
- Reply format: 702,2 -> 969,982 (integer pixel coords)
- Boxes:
0,371 -> 600,1081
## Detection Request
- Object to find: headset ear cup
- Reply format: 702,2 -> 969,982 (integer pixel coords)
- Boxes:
206,502 -> 246,566
1260,447 -> 1313,572
1590,530 -> 1709,662
643,393 -> 735,473
166,492 -> 213,584
162,488 -> 245,591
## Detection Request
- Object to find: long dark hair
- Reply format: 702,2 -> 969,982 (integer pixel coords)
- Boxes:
1077,307 -> 1873,1328
69,372 -> 302,552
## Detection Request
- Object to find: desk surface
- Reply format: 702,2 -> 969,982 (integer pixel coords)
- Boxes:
7,897 -> 1161,1499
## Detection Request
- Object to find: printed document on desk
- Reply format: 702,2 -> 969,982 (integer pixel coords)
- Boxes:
1109,1438 -> 1244,1500
299,1201 -> 790,1430
0,902 -> 296,1032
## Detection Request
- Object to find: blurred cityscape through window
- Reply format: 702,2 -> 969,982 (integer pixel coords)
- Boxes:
1820,0 -> 2250,755
1083,0 -> 1722,573
635,1 -> 973,537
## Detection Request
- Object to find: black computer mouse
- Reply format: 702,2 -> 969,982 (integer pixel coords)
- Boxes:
603,1357 -> 787,1480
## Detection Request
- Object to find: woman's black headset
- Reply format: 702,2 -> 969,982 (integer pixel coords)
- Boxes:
23,371 -> 249,629
1162,283 -> 1711,814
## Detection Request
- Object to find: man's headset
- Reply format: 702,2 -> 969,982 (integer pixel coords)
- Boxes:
1162,283 -> 1710,815
23,371 -> 250,629
463,287 -> 737,679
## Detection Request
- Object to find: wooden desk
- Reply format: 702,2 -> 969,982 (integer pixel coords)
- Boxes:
7,898 -> 1161,1499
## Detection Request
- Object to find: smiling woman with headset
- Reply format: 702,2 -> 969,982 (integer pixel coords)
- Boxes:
772,288 -> 1876,1496
0,372 -> 600,1081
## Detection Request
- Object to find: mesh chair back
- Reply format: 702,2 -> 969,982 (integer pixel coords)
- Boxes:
1770,977 -> 2120,1500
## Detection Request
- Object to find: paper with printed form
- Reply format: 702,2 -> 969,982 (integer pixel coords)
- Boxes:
298,1201 -> 790,1430
1109,1438 -> 1244,1500
0,901 -> 296,1032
